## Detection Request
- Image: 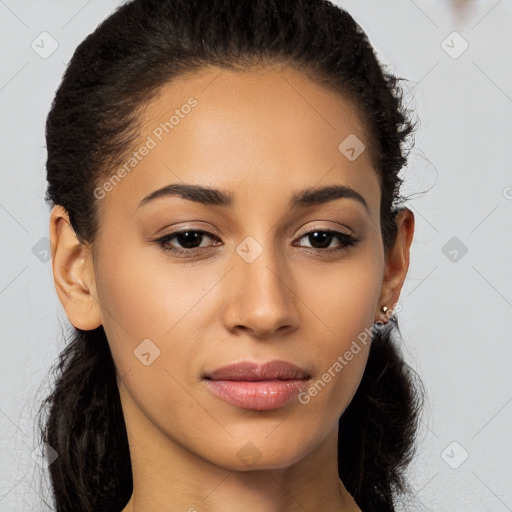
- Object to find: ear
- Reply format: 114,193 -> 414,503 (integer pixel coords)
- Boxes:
49,205 -> 102,330
375,207 -> 415,323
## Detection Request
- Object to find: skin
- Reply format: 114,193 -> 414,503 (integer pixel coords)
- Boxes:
49,64 -> 414,512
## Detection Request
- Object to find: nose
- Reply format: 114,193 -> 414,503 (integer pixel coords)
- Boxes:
222,239 -> 299,339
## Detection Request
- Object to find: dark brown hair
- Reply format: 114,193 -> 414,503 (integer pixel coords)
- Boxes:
39,0 -> 425,510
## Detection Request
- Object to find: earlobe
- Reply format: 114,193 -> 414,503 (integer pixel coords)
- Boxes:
49,205 -> 102,330
375,208 -> 415,323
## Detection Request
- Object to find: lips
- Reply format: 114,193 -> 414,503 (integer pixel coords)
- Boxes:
204,360 -> 311,381
203,360 -> 311,411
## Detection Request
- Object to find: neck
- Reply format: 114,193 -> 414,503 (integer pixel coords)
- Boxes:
122,477 -> 360,512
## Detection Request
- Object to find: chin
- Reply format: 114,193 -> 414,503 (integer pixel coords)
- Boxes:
203,435 -> 317,472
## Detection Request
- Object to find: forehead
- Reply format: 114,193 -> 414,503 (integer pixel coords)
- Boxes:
96,64 -> 381,221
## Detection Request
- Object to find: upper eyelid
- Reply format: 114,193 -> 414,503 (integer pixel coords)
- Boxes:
159,225 -> 352,237
157,218 -> 354,237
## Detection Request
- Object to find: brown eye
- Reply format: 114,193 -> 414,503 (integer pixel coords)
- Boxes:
294,229 -> 360,252
156,230 -> 220,255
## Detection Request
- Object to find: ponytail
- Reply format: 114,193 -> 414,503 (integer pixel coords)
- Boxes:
338,320 -> 425,510
38,327 -> 132,511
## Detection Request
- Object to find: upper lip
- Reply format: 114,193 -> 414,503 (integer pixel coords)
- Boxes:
204,360 -> 311,381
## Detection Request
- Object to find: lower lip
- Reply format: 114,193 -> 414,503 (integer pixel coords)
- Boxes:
203,379 -> 309,410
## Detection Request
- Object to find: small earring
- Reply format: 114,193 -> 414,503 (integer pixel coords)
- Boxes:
376,305 -> 390,327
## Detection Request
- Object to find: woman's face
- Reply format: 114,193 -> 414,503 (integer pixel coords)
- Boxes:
87,65 -> 387,470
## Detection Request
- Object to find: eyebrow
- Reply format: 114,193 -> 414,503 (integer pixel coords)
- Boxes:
138,183 -> 369,213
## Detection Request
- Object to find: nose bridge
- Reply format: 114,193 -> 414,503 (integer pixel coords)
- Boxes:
226,231 -> 297,335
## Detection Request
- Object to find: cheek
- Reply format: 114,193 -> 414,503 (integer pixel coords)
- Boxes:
296,252 -> 383,411
92,239 -> 170,373
94,247 -> 206,435
302,250 -> 383,336
93,240 -> 222,398
94,241 -> 205,342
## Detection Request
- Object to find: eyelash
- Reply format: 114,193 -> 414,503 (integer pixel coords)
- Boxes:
154,228 -> 361,257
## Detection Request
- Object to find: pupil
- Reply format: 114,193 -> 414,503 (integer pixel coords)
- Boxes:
310,231 -> 331,249
177,231 -> 201,248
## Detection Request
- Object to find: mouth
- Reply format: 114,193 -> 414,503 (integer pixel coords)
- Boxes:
202,360 -> 311,411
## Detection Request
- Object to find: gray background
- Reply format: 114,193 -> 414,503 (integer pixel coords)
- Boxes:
1,0 -> 511,510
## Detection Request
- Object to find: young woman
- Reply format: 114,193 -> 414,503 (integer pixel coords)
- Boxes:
38,0 -> 425,510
